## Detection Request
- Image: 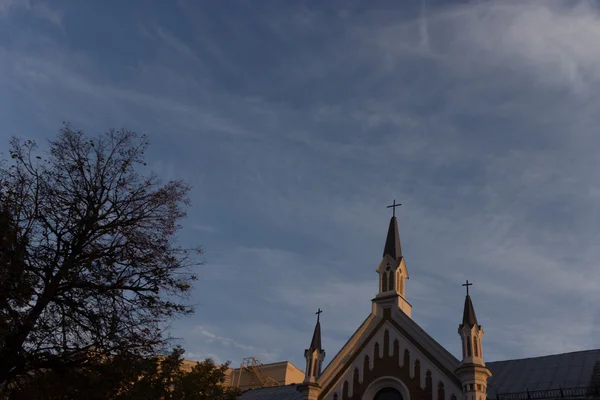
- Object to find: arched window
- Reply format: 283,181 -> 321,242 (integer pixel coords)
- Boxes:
364,355 -> 370,372
382,272 -> 388,292
398,273 -> 404,294
473,337 -> 479,357
414,360 -> 421,383
384,330 -> 390,356
374,342 -> 380,360
388,270 -> 394,291
343,381 -> 349,399
467,337 -> 472,357
312,359 -> 318,377
374,387 -> 404,400
425,371 -> 432,390
333,394 -> 338,400
438,382 -> 445,400
353,367 -> 360,385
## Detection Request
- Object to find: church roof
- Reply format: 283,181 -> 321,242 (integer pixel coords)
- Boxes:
238,384 -> 301,400
460,295 -> 478,327
383,216 -> 402,264
487,349 -> 600,397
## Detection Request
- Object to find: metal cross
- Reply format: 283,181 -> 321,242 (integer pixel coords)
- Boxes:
387,199 -> 402,217
462,280 -> 473,296
315,308 -> 323,322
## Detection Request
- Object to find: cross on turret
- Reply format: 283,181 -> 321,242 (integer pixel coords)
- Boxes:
462,280 -> 473,296
386,199 -> 402,217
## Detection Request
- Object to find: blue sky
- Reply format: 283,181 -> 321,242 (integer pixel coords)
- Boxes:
2,0 -> 600,369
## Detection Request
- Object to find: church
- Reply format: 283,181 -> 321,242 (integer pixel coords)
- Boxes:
238,209 -> 600,400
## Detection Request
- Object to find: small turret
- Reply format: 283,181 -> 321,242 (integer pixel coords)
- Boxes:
455,281 -> 492,400
304,309 -> 326,383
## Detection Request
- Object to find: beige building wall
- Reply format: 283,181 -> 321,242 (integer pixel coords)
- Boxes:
180,358 -> 304,392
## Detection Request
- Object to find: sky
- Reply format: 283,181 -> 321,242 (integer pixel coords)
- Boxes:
2,0 -> 600,370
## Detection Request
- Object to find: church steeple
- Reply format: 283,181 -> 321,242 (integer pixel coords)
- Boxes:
372,201 -> 412,317
304,309 -> 325,384
309,310 -> 322,352
383,215 -> 402,265
461,294 -> 478,327
456,281 -> 491,400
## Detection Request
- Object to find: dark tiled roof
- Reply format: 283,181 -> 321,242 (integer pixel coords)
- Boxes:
238,384 -> 302,400
487,349 -> 600,396
309,320 -> 322,351
383,216 -> 402,264
460,295 -> 478,327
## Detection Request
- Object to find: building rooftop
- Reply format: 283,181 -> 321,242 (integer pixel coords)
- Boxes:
238,350 -> 600,400
487,349 -> 600,397
238,383 -> 301,400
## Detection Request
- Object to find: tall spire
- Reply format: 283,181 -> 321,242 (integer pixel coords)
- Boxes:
456,281 -> 491,400
383,215 -> 402,264
304,309 -> 326,384
461,280 -> 478,327
309,309 -> 323,351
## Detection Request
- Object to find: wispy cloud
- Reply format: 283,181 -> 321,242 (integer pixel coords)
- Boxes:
1,0 -> 599,370
181,325 -> 280,365
0,0 -> 27,14
0,0 -> 63,30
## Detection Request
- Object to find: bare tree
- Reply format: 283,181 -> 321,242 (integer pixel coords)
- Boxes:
0,124 -> 200,388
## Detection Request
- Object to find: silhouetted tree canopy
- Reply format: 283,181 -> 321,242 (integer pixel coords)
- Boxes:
0,124 -> 201,392
7,347 -> 238,400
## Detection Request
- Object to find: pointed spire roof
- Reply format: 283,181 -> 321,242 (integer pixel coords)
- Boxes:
461,295 -> 478,327
308,309 -> 323,351
383,216 -> 402,264
309,321 -> 322,351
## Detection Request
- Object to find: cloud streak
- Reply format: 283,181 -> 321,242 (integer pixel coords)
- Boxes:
0,0 -> 599,370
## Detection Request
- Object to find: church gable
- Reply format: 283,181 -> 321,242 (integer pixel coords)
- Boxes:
319,314 -> 462,400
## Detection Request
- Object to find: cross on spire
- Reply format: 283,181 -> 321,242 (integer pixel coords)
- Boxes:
387,199 -> 402,217
462,280 -> 473,296
315,308 -> 322,322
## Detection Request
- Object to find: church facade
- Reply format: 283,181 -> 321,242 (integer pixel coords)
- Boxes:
239,213 -> 600,400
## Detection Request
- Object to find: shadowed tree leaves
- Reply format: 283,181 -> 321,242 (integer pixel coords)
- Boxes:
0,124 -> 201,391
122,347 -> 239,400
8,347 -> 238,400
